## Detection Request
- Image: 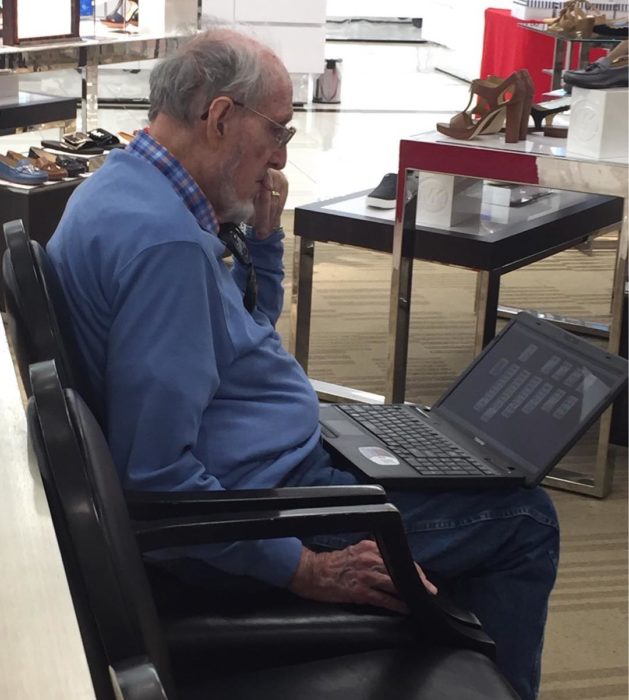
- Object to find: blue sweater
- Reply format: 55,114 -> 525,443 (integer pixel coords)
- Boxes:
47,148 -> 321,586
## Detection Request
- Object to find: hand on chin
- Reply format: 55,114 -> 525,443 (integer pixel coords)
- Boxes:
251,170 -> 288,239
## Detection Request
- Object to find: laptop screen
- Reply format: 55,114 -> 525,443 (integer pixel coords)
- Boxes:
434,315 -> 627,472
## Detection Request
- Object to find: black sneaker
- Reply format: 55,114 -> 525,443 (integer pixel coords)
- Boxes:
366,173 -> 397,209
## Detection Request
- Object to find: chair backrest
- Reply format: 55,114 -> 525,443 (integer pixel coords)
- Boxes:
27,359 -> 174,699
1,220 -> 96,412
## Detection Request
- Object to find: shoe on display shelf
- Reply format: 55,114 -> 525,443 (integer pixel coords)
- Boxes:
436,69 -> 535,143
101,11 -> 124,28
100,0 -> 138,29
28,147 -> 88,178
366,173 -> 397,209
6,150 -> 68,180
563,40 -> 629,89
41,132 -> 104,155
0,154 -> 48,185
88,128 -> 124,150
543,0 -> 606,38
593,19 -> 629,38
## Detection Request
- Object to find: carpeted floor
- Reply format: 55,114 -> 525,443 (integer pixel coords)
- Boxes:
277,211 -> 628,700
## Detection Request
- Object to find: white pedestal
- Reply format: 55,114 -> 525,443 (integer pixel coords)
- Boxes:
416,173 -> 482,228
566,86 -> 629,161
140,0 -> 197,34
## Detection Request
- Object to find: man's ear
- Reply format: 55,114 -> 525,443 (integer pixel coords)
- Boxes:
204,96 -> 234,140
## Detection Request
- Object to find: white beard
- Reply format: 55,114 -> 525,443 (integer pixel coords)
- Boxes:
216,148 -> 255,224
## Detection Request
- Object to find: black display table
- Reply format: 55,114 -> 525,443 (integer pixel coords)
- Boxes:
292,187 -> 623,375
0,91 -> 77,135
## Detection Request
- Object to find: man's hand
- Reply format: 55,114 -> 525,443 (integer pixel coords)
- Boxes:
251,169 -> 288,239
288,540 -> 437,614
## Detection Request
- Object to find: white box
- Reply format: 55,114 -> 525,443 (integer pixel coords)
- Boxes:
566,86 -> 629,160
511,0 -> 561,20
512,0 -> 624,19
482,182 -> 553,206
416,173 -> 483,229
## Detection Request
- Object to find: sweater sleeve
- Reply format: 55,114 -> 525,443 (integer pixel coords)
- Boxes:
232,227 -> 285,325
106,241 -> 301,587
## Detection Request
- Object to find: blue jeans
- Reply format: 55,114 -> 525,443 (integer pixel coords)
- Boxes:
283,442 -> 560,700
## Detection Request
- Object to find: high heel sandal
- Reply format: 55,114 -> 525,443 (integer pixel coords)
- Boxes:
529,97 -> 571,132
480,76 -> 569,135
544,0 -> 605,38
517,69 -> 535,140
437,70 -> 533,143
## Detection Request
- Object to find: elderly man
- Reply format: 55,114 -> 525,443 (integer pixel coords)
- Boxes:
48,26 -> 559,700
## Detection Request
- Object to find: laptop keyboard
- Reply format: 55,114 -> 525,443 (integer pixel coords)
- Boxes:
339,404 -> 497,477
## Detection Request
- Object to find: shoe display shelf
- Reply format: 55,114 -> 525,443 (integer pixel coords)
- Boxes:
0,176 -> 82,288
0,91 -> 83,285
0,90 -> 77,137
520,21 -> 622,91
291,177 -> 622,409
383,130 -> 627,497
0,27 -> 193,133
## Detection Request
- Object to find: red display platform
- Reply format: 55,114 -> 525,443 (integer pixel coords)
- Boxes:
480,8 -> 605,102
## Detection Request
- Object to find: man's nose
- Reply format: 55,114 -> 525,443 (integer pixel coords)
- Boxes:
269,144 -> 288,170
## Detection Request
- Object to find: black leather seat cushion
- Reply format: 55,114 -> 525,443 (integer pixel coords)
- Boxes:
148,564 -> 419,679
183,648 -> 520,700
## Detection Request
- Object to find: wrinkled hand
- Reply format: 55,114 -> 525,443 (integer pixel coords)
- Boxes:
289,540 -> 437,614
251,169 -> 288,239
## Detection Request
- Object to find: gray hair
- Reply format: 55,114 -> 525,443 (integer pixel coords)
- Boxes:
148,27 -> 275,126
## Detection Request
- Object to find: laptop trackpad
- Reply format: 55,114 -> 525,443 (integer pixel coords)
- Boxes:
321,419 -> 364,437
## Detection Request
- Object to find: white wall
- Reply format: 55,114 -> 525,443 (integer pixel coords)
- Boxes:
422,0 -> 512,82
204,0 -> 234,20
201,0 -> 326,74
327,1 -> 423,16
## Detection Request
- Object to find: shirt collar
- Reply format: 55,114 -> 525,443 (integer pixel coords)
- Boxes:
127,131 -> 219,235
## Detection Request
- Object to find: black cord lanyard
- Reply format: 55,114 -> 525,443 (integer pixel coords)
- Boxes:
218,222 -> 257,313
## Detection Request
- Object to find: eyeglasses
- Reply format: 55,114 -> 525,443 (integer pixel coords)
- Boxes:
200,99 -> 296,148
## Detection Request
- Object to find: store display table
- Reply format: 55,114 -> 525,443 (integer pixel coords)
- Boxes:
292,188 -> 621,375
387,130 -> 627,496
0,91 -> 76,135
0,30 -> 190,130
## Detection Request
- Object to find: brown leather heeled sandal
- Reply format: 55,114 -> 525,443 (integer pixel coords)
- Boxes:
437,70 -> 533,143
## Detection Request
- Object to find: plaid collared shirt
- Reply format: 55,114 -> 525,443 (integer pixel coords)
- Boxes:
127,130 -> 218,235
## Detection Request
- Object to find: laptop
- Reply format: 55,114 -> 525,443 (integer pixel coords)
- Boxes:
319,313 -> 628,489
